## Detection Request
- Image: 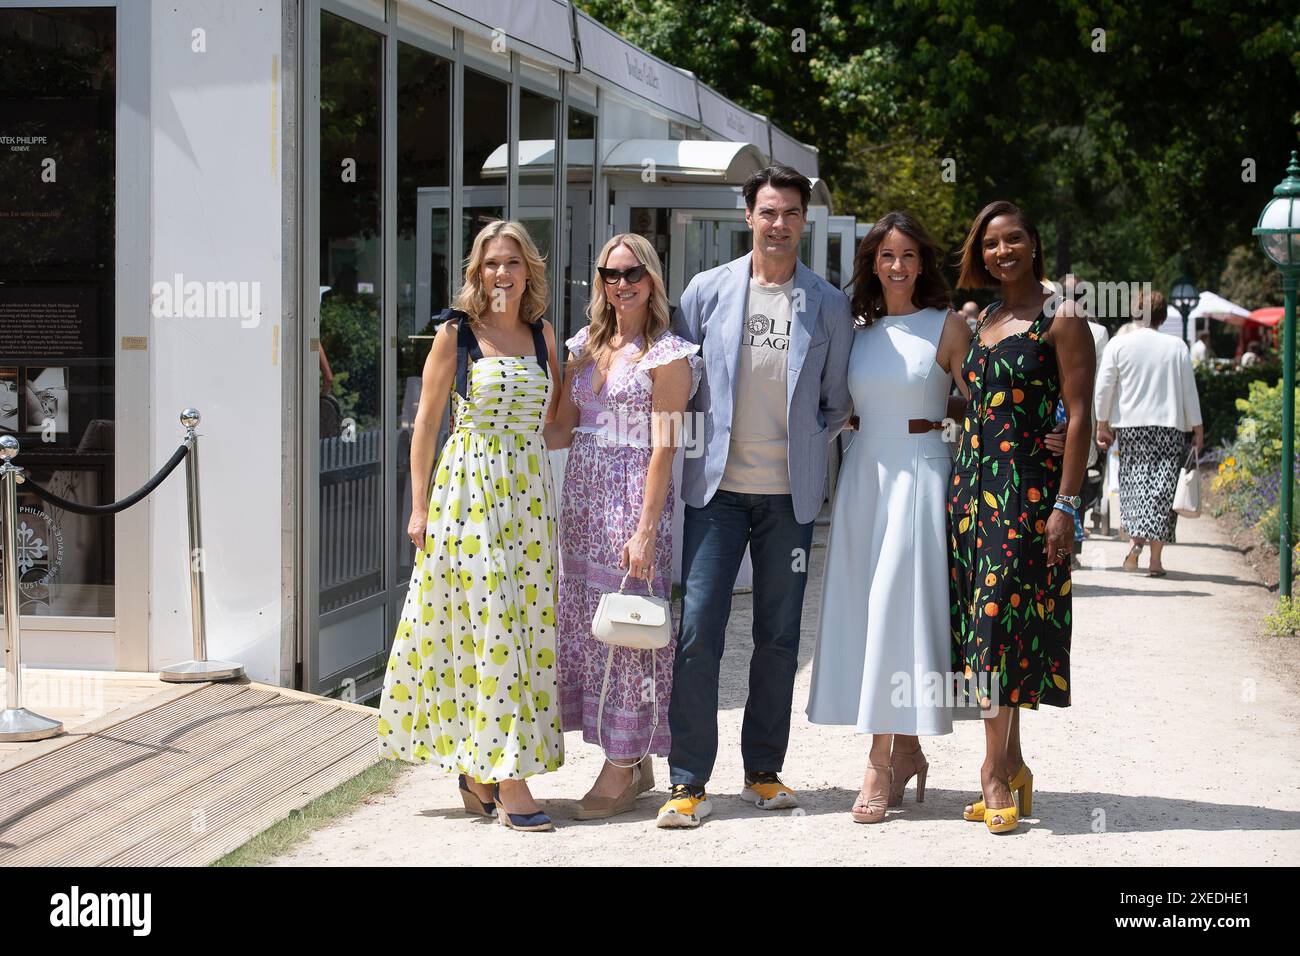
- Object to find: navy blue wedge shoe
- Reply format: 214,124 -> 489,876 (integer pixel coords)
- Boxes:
458,774 -> 497,817
492,784 -> 554,832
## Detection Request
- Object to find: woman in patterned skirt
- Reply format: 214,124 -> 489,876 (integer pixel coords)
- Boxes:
378,220 -> 564,832
546,233 -> 700,820
948,201 -> 1095,833
1095,290 -> 1204,576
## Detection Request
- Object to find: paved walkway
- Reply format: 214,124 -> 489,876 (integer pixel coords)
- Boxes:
271,510 -> 1300,866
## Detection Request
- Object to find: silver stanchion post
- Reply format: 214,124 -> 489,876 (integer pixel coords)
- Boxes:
0,435 -> 63,741
159,409 -> 243,682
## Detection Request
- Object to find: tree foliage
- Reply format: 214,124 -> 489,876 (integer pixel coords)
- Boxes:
576,0 -> 1300,291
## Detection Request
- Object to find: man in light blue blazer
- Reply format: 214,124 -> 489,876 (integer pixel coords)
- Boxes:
657,165 -> 854,828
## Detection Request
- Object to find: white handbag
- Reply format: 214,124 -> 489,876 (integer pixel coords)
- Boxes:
1172,448 -> 1201,518
591,572 -> 671,767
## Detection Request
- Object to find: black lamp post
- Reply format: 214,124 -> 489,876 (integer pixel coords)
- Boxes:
1170,278 -> 1198,347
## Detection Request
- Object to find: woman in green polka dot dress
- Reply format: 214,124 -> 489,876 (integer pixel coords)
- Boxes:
378,220 -> 564,831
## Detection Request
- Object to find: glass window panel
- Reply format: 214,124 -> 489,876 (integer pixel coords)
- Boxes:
461,68 -> 507,261
517,89 -> 556,315
563,108 -> 595,346
318,12 -> 384,615
0,8 -> 116,617
395,41 -> 450,588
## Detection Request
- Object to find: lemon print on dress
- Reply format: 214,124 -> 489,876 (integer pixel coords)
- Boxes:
459,632 -> 474,654
514,473 -> 529,494
507,681 -> 522,704
377,717 -> 392,736
489,643 -> 511,666
536,647 -> 555,668
493,476 -> 511,497
529,497 -> 543,518
401,713 -> 414,733
406,648 -> 420,670
486,746 -> 506,768
458,569 -> 474,590
525,583 -> 538,604
499,713 -> 515,734
533,690 -> 551,711
412,743 -> 431,761
433,734 -> 456,757
458,600 -> 472,622
439,698 -> 457,722
448,498 -> 462,521
459,665 -> 478,687
422,670 -> 437,691
476,605 -> 490,626
461,536 -> 482,557
524,540 -> 542,562
440,665 -> 456,689
468,502 -> 487,523
421,602 -> 437,625
539,605 -> 556,626
475,709 -> 490,731
390,683 -> 410,703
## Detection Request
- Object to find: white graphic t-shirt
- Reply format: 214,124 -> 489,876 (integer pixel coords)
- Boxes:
719,276 -> 794,494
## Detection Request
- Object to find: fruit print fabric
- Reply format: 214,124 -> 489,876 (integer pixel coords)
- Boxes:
948,306 -> 1071,709
378,351 -> 564,781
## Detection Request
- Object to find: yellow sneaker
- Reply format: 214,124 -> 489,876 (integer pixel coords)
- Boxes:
656,784 -> 712,829
740,771 -> 799,810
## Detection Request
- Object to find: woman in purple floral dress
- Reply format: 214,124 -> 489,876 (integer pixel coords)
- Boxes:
545,233 -> 700,820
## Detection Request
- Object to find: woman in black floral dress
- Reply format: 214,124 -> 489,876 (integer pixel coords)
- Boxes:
949,201 -> 1095,833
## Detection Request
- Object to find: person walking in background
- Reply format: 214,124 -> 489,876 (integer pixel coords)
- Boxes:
1095,290 -> 1204,577
807,211 -> 972,823
949,200 -> 1095,834
1191,331 -> 1213,367
660,165 -> 854,828
378,220 -> 564,832
546,234 -> 700,820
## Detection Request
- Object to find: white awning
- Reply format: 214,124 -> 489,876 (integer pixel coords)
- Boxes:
428,0 -> 576,69
603,139 -> 766,183
808,178 -> 833,211
574,10 -> 701,123
770,124 -> 819,179
1189,290 -> 1250,321
697,84 -> 770,156
480,139 -> 765,185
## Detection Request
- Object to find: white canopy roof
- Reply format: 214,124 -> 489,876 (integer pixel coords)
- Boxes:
1189,290 -> 1250,321
481,139 -> 768,185
430,0 -> 576,69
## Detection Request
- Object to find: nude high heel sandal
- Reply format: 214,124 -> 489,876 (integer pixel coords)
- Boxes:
851,763 -> 893,824
888,746 -> 928,807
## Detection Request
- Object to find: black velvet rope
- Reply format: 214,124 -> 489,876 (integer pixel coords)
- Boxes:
19,442 -> 190,516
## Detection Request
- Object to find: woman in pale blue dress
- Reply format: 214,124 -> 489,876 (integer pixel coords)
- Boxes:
807,212 -> 972,823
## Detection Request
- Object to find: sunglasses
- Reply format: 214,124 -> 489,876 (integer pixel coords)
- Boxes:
598,265 -> 648,285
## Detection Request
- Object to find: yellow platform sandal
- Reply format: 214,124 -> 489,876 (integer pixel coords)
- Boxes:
963,763 -> 1033,821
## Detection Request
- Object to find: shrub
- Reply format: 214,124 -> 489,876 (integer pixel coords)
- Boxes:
1195,361 -> 1281,450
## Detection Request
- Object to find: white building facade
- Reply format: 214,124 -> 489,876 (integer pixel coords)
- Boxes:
0,0 -> 859,701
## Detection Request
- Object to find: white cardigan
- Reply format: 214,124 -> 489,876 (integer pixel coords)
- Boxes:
1094,328 -> 1203,431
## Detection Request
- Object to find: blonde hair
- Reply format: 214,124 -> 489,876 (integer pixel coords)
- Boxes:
574,233 -> 672,371
454,220 -> 549,325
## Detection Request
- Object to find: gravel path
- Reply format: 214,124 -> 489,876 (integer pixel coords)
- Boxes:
272,510 -> 1300,866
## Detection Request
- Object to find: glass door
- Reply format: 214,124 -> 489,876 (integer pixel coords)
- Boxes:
314,9 -> 386,697
828,215 -> 858,293
0,7 -> 117,621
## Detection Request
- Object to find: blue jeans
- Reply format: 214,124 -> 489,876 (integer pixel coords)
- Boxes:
668,491 -> 816,787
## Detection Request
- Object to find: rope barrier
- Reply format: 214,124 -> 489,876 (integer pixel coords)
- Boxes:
21,442 -> 190,516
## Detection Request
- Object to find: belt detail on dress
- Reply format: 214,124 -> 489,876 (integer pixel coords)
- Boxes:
908,418 -> 945,434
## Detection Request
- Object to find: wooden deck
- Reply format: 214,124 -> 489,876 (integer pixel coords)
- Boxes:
0,672 -> 380,866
